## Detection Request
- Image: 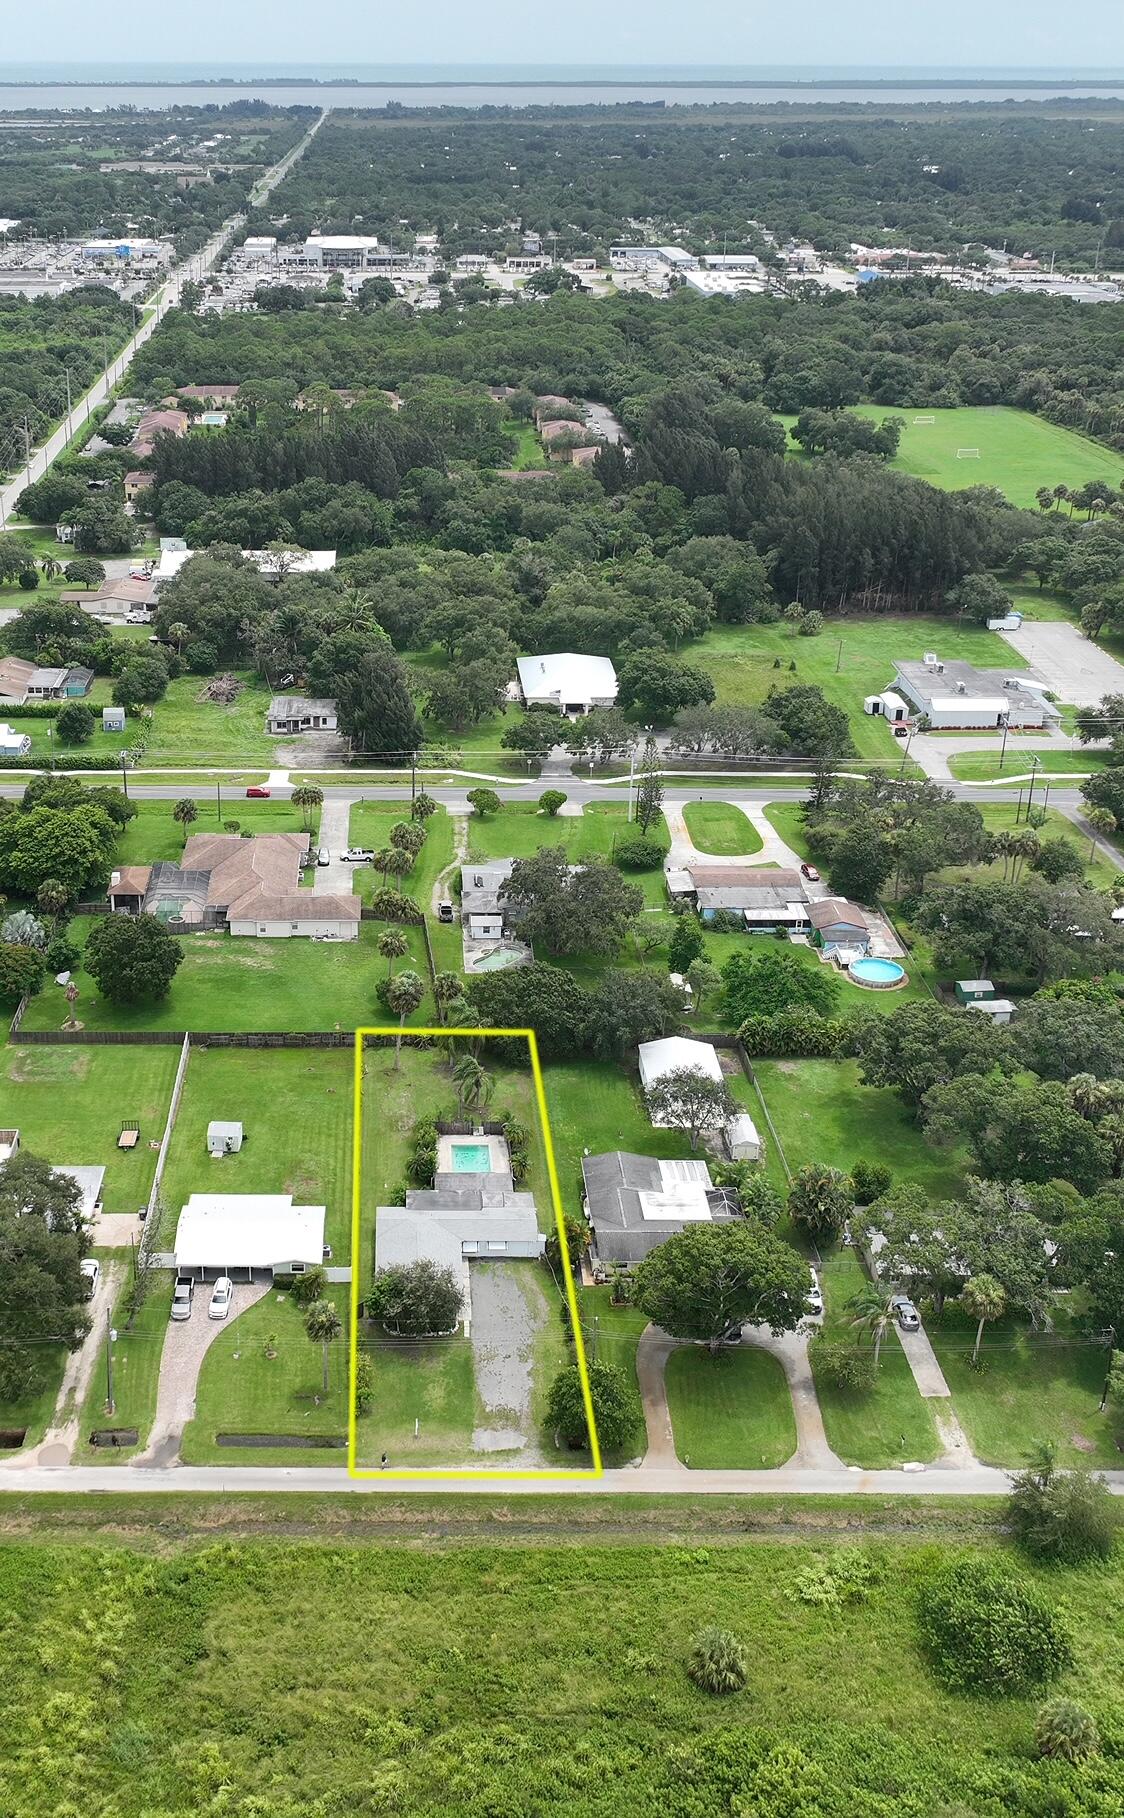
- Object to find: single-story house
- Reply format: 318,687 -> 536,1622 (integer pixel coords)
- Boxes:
57,1165 -> 105,1223
966,998 -> 1016,1025
516,653 -> 618,716
173,1192 -> 326,1281
0,723 -> 31,758
533,394 -> 573,421
207,1120 -> 244,1156
582,1152 -> 740,1266
809,898 -> 871,954
178,384 -> 241,404
107,832 -> 360,940
0,656 -> 36,705
124,470 -> 155,505
154,547 -> 337,585
0,1130 -> 19,1163
667,865 -> 810,931
61,577 -> 156,620
374,1144 -> 544,1333
266,694 -> 338,736
892,657 -> 1060,731
25,665 -> 93,701
955,979 -> 995,1005
461,860 -> 520,942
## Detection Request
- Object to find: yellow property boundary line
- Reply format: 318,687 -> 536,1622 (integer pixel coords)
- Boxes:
348,1026 -> 602,1480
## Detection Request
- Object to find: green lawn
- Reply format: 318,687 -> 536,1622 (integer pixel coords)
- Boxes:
116,795 -> 317,865
782,404 -> 1124,508
348,802 -> 454,908
948,748 -> 1108,782
680,800 -> 761,856
4,709 -> 133,763
813,1247 -> 940,1468
356,1329 -> 478,1468
762,800 -> 814,860
159,1047 -> 354,1257
665,1344 -> 797,1468
502,418 -> 550,470
945,802 -> 1121,893
689,618 -> 1023,761
19,920 -> 417,1035
752,1059 -> 967,1199
0,1346 -> 67,1450
75,1270 -> 175,1458
11,1529 -> 1124,1816
142,673 -> 278,765
927,1303 -> 1123,1471
182,1290 -> 349,1466
543,1058 -> 700,1226
466,802 -> 670,909
0,1044 -> 177,1211
577,1285 -> 649,1407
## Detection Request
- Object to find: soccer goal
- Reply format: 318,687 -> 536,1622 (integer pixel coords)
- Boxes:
955,447 -> 981,459
912,414 -> 935,424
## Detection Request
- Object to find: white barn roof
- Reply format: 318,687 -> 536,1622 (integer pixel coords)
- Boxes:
174,1193 -> 324,1272
638,1037 -> 723,1092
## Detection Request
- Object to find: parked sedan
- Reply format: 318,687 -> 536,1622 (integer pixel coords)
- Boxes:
170,1278 -> 194,1321
892,1294 -> 921,1332
800,861 -> 820,882
246,786 -> 271,798
208,1276 -> 234,1321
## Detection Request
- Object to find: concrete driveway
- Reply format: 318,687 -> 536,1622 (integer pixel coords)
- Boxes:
468,1262 -> 545,1461
1000,620 -> 1124,708
134,1279 -> 271,1466
313,796 -> 356,896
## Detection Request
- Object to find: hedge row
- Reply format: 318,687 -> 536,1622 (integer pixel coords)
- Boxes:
0,753 -> 126,772
738,1008 -> 855,1058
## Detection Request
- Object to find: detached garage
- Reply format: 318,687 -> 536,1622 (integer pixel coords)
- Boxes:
173,1192 -> 326,1281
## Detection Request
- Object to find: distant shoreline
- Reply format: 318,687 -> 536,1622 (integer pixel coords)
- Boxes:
3,76 -> 1124,91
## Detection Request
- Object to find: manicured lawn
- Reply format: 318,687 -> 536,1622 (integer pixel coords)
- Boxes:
0,1044 -> 177,1211
4,711 -> 133,763
143,673 -> 278,764
356,1329 -> 477,1468
577,1286 -> 649,1407
10,1530 -> 1124,1816
75,1270 -> 175,1458
689,618 -> 1022,760
466,802 -> 670,909
348,802 -> 454,908
19,920 -> 417,1035
665,1344 -> 797,1468
116,794 -> 317,865
782,404 -> 1124,508
543,1058 -> 700,1224
762,799 -> 814,860
948,748 -> 1108,782
752,1059 -> 967,1199
927,1302 -> 1123,1471
943,802 -> 1121,893
812,1247 -> 940,1468
503,419 -> 549,470
159,1047 -> 354,1256
182,1290 -> 348,1466
680,799 -> 760,856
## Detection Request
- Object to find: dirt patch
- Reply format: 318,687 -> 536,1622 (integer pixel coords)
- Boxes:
6,1049 -> 91,1083
1071,1432 -> 1096,1453
188,948 -> 276,969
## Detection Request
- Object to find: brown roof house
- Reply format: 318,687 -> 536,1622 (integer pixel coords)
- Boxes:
0,656 -> 36,706
107,832 -> 360,941
808,898 -> 871,954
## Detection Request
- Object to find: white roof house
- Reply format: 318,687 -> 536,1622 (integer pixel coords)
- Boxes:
516,653 -> 618,716
0,723 -> 31,758
155,548 -> 337,585
174,1192 -> 325,1279
56,1165 -> 105,1222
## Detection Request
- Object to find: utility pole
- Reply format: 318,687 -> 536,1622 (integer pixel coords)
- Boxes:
120,751 -> 129,800
105,1311 -> 117,1415
216,778 -> 222,824
411,750 -> 417,803
998,711 -> 1009,773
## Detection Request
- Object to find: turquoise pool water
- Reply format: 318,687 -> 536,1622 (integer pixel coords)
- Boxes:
451,1142 -> 491,1171
849,956 -> 906,986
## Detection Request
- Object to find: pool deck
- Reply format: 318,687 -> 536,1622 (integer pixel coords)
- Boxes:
436,1132 -> 512,1175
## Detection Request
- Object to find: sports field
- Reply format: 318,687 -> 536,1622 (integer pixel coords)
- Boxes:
783,405 -> 1124,508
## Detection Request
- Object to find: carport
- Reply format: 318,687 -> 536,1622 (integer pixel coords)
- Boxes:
173,1192 -> 326,1282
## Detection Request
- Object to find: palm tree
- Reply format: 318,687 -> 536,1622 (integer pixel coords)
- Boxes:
375,847 -> 412,889
303,1297 -> 343,1396
1086,806 -> 1117,863
389,819 -> 425,856
39,555 -> 61,581
386,969 -> 425,1069
433,970 -> 463,1005
172,798 -> 198,844
166,621 -> 190,655
377,926 -> 409,977
848,1281 -> 898,1369
64,979 -> 79,1030
452,1054 -> 494,1116
291,783 -> 324,832
961,1272 -> 1006,1367
991,829 -> 1015,882
36,877 -> 69,924
1010,831 -> 1041,884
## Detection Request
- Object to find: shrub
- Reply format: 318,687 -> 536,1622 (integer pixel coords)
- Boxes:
546,1359 -> 641,1453
737,1008 -> 851,1058
44,935 -> 81,975
289,1265 -> 326,1307
368,888 -> 423,924
1035,1698 -> 1100,1763
538,789 -> 567,817
809,1337 -> 876,1394
687,1627 -> 748,1695
55,703 -> 95,746
17,567 -> 39,591
354,1354 -> 375,1416
613,837 -> 665,870
1007,1443 -> 1119,1564
371,1258 -> 463,1335
850,1160 -> 893,1204
917,1556 -> 1072,1695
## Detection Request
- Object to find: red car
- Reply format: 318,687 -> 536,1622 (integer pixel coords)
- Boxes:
800,861 -> 820,882
246,786 -> 271,798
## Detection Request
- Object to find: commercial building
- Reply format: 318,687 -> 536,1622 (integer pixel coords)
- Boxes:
301,234 -> 382,269
892,655 -> 1060,730
610,245 -> 699,270
516,652 -> 618,716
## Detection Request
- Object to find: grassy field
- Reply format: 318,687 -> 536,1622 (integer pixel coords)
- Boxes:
348,802 -> 454,908
466,802 -> 670,906
143,673 -> 279,764
813,1247 -> 940,1467
181,1290 -> 349,1466
690,617 -> 1021,760
502,419 -> 550,470
948,748 -> 1108,781
926,1303 -> 1123,1471
752,1059 -> 967,1199
782,404 -> 1124,508
680,799 -> 760,855
0,1044 -> 177,1211
75,1270 -> 175,1458
19,920 -> 421,1035
8,1525 -> 1124,1816
116,794 -> 317,865
665,1344 -> 797,1468
159,1047 -> 354,1257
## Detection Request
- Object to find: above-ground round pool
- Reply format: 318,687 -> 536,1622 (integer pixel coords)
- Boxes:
849,956 -> 907,989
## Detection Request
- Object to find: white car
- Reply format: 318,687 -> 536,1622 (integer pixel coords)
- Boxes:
79,1258 -> 100,1296
316,846 -> 331,867
208,1276 -> 234,1321
806,1266 -> 824,1318
342,847 -> 375,863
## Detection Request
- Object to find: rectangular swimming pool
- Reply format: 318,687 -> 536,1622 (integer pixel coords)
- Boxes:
451,1142 -> 491,1172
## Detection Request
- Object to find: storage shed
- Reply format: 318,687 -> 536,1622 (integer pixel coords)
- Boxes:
207,1120 -> 244,1157
955,979 -> 995,1005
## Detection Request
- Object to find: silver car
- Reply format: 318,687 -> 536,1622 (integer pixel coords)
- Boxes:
892,1294 -> 920,1332
171,1279 -> 194,1321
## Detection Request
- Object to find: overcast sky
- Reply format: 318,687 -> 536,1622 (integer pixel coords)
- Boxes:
8,1 -> 1124,69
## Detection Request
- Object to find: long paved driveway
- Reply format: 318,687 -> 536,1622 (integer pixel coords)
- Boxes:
313,795 -> 356,896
